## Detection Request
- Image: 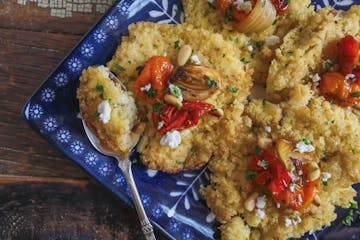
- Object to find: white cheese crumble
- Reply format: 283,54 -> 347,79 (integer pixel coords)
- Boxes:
285,216 -> 302,227
289,182 -> 296,192
207,0 -> 214,3
98,65 -> 110,78
163,52 -> 167,57
310,73 -> 321,83
97,100 -> 112,124
140,83 -> 151,92
257,160 -> 268,169
276,202 -> 281,208
191,54 -> 201,64
297,194 -> 303,203
256,195 -> 266,209
298,169 -> 303,176
295,140 -> 315,153
235,0 -> 253,13
168,83 -> 183,102
265,35 -> 280,47
160,130 -> 182,149
256,209 -> 266,219
321,172 -> 332,182
264,126 -> 271,133
247,43 -> 254,51
157,121 -> 165,130
345,73 -> 357,81
285,217 -> 293,227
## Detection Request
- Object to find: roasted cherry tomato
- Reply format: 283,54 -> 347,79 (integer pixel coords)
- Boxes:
216,0 -> 255,23
320,72 -> 360,107
135,56 -> 174,104
338,35 -> 359,75
153,101 -> 214,134
249,148 -> 320,211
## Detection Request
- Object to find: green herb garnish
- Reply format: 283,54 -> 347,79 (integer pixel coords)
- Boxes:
229,87 -> 239,93
262,99 -> 267,106
255,146 -> 263,156
174,40 -> 180,49
224,4 -> 234,24
241,58 -> 250,64
352,149 -> 358,155
246,170 -> 258,180
95,84 -> 105,99
350,92 -> 360,97
92,111 -> 100,118
115,64 -> 125,71
342,210 -> 354,226
153,104 -> 163,115
177,160 -> 183,165
323,59 -> 334,72
302,138 -> 310,145
144,89 -> 157,99
206,76 -> 218,88
232,99 -> 239,105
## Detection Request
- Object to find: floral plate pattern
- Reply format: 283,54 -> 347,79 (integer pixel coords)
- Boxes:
22,0 -> 360,239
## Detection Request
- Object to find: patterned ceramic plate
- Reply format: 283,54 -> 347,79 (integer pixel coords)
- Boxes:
22,1 -> 360,239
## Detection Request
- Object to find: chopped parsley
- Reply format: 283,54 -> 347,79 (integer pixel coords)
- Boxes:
262,99 -> 267,106
206,76 -> 218,88
144,89 -> 157,98
322,180 -> 328,186
350,92 -> 360,97
302,138 -> 310,145
127,60 -> 132,65
258,160 -> 269,169
241,58 -> 250,64
342,210 -> 354,226
190,147 -> 196,155
352,149 -> 358,155
114,64 -> 125,71
174,40 -> 180,49
170,84 -> 182,97
255,146 -> 263,156
251,52 -> 256,58
323,59 -> 334,72
321,150 -> 328,162
107,98 -> 112,103
232,99 -> 239,106
350,201 -> 359,209
272,19 -> 278,25
306,3 -> 311,8
224,4 -> 234,24
156,98 -> 164,105
254,40 -> 264,50
153,104 -> 163,115
136,66 -> 144,75
246,170 -> 258,180
95,84 -> 105,99
92,111 -> 100,118
229,87 -> 239,93
176,160 -> 183,165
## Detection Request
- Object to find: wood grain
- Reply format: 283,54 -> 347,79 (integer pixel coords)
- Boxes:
0,1 -> 167,239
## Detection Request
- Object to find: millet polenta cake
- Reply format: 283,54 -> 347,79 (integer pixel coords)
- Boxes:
108,22 -> 252,172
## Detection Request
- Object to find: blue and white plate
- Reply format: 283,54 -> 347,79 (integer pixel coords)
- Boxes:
22,1 -> 360,239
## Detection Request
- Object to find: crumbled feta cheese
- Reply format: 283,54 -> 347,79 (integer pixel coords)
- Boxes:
98,65 -> 110,78
310,73 -> 321,83
247,44 -> 254,51
256,195 -> 266,209
298,169 -> 303,176
235,0 -> 253,13
257,160 -> 268,169
321,172 -> 332,182
265,35 -> 280,47
345,73 -> 357,81
276,202 -> 281,208
285,217 -> 293,227
157,121 -> 165,130
295,140 -> 315,153
97,100 -> 112,124
256,209 -> 266,219
190,54 -> 201,64
140,83 -> 151,92
289,182 -> 296,192
264,126 -> 271,133
160,130 -> 182,149
297,194 -> 303,203
168,83 -> 183,102
163,52 -> 167,57
207,0 -> 214,3
293,216 -> 302,225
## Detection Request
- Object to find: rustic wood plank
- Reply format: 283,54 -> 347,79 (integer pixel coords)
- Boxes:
0,181 -> 166,240
0,0 -> 103,35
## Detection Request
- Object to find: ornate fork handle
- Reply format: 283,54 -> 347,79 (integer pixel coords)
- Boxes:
117,158 -> 156,240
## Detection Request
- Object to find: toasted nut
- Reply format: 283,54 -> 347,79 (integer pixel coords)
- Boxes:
164,94 -> 183,108
244,192 -> 259,212
210,108 -> 224,117
257,137 -> 273,149
313,194 -> 321,206
276,139 -> 293,171
307,162 -> 320,181
250,229 -> 261,240
177,45 -> 192,66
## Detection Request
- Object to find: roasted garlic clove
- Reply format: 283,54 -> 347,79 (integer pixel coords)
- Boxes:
171,64 -> 221,101
276,139 -> 293,171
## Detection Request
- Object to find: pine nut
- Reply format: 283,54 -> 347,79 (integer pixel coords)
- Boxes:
177,45 -> 192,66
313,194 -> 321,206
210,108 -> 224,117
307,162 -> 320,181
244,193 -> 258,212
164,94 -> 183,108
257,137 -> 273,149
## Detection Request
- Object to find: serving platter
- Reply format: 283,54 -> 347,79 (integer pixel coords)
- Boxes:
22,0 -> 360,239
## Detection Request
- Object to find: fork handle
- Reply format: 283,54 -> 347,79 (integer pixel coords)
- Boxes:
117,159 -> 156,240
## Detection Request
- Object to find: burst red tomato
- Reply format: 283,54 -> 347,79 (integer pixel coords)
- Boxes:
271,0 -> 290,15
153,101 -> 214,134
338,35 -> 359,75
135,56 -> 174,104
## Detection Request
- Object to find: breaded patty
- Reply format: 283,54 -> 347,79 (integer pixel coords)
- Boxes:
182,0 -> 314,84
266,6 -> 360,102
108,22 -> 252,172
202,94 -> 360,239
77,66 -> 143,156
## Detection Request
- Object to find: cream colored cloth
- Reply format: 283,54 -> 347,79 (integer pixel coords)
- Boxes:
17,0 -> 115,18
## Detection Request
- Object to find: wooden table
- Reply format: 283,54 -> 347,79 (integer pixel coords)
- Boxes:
0,1 -> 167,239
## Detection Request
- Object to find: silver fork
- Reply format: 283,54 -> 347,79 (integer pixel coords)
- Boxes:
81,71 -> 156,240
